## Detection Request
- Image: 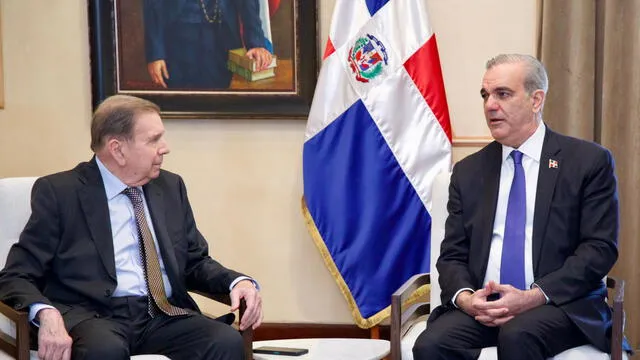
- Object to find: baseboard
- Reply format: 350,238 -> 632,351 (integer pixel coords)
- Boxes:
253,323 -> 390,341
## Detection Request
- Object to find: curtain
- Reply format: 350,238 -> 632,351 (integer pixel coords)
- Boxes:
539,0 -> 640,350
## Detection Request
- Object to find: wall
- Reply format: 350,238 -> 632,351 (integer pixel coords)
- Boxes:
0,0 -> 536,323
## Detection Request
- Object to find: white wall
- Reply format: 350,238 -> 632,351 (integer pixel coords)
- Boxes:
0,0 -> 537,323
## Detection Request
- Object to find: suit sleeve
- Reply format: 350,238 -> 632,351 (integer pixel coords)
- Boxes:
436,164 -> 476,305
0,178 -> 58,310
177,178 -> 246,295
143,0 -> 166,62
237,0 -> 267,50
534,149 -> 619,305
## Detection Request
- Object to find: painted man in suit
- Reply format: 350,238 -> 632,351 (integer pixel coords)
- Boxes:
143,0 -> 273,89
0,95 -> 262,360
413,54 -> 621,359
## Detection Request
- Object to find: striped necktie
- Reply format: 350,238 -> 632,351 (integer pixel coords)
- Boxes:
123,187 -> 189,317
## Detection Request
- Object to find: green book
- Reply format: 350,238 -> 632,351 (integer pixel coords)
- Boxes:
227,61 -> 275,81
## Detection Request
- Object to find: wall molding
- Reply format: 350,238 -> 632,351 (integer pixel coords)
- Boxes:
452,136 -> 493,147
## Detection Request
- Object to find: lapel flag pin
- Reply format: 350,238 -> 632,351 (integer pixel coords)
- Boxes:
549,159 -> 558,169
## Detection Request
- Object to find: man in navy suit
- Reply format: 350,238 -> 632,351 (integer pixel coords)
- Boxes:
0,95 -> 262,359
143,0 -> 273,89
413,54 -> 621,359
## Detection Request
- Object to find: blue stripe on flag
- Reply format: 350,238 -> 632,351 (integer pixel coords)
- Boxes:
365,0 -> 390,16
303,100 -> 431,318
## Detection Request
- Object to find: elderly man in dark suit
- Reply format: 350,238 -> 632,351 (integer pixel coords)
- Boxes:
413,54 -> 620,359
143,0 -> 273,89
0,95 -> 262,360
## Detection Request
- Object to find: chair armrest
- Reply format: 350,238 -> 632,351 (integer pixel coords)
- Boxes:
0,300 -> 30,360
390,273 -> 431,360
191,291 -> 253,360
606,277 -> 624,360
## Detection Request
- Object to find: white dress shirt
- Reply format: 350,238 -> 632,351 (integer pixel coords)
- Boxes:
483,122 -> 545,288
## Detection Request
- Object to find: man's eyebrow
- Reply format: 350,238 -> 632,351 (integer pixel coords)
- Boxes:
493,86 -> 513,93
148,132 -> 164,142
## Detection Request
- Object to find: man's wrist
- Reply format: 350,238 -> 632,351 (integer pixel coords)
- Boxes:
229,276 -> 259,291
455,290 -> 473,310
526,287 -> 547,308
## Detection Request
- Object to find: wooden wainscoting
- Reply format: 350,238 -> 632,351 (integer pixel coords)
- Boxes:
253,323 -> 390,341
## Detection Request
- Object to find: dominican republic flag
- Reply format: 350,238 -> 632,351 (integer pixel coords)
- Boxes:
302,0 -> 452,328
259,0 -> 276,52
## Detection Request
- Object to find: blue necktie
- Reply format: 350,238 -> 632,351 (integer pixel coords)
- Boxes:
500,150 -> 526,290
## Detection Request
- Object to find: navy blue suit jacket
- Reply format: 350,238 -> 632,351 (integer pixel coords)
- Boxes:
144,0 -> 265,63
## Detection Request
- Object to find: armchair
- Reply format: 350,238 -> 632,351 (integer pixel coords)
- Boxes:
390,171 -> 628,360
0,177 -> 252,360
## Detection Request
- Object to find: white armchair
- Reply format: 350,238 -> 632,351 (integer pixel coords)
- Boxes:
0,177 -> 251,360
390,171 -> 628,360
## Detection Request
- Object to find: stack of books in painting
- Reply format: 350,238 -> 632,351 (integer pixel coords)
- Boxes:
227,48 -> 278,82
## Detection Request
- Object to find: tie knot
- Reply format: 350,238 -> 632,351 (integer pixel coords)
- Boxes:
122,187 -> 143,205
511,150 -> 523,165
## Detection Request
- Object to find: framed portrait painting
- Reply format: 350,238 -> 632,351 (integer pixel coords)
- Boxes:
88,0 -> 318,119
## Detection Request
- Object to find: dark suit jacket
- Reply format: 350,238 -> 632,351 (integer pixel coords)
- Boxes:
0,158 -> 244,331
435,127 -> 619,352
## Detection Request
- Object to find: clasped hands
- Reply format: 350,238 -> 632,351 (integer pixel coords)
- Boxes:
456,281 -> 546,327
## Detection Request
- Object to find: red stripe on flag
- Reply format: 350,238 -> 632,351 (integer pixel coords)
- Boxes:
404,35 -> 452,143
323,38 -> 336,60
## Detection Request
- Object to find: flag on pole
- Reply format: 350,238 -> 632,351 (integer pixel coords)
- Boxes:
302,0 -> 452,328
258,0 -> 274,52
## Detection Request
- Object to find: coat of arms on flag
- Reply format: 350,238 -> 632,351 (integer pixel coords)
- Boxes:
348,34 -> 388,83
302,0 -> 452,328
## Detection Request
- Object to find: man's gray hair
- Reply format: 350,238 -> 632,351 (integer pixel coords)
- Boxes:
90,95 -> 160,151
486,54 -> 549,95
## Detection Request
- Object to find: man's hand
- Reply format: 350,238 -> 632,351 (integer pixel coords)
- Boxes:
456,286 -> 510,327
246,48 -> 273,71
230,280 -> 263,331
471,281 -> 547,326
37,308 -> 72,360
147,60 -> 169,88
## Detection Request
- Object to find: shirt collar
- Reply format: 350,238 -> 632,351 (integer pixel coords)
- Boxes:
501,121 -> 546,163
95,156 -> 129,200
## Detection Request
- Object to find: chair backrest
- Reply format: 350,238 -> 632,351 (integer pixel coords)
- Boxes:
0,177 -> 38,268
429,171 -> 450,309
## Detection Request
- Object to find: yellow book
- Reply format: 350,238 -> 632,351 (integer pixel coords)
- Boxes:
227,60 -> 275,81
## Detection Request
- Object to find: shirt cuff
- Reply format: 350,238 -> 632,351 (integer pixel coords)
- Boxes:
531,283 -> 550,304
451,288 -> 474,308
229,276 -> 260,291
29,303 -> 55,326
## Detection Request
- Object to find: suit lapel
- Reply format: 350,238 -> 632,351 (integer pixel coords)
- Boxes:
143,181 -> 182,291
78,159 -> 117,281
532,129 -> 562,275
477,142 -> 502,278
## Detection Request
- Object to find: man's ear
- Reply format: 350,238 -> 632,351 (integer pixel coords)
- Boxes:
532,89 -> 545,114
107,137 -> 126,166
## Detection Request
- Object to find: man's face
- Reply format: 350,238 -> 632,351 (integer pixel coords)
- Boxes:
480,62 -> 542,148
121,111 -> 169,186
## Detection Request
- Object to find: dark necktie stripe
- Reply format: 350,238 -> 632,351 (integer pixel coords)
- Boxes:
123,187 -> 189,317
